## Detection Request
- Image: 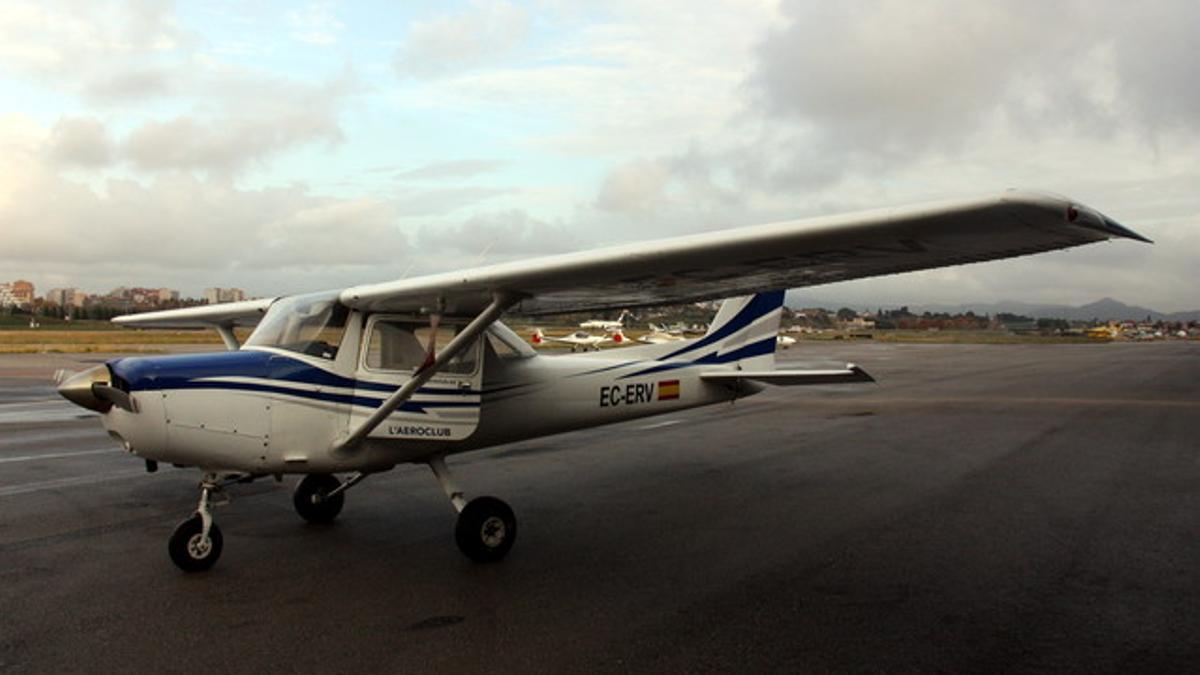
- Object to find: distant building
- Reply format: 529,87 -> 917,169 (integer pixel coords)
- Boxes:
154,288 -> 180,303
46,287 -> 89,308
105,286 -> 182,307
844,316 -> 876,330
0,279 -> 35,308
204,287 -> 246,304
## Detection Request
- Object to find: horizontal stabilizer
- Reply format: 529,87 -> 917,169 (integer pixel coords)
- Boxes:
701,364 -> 874,386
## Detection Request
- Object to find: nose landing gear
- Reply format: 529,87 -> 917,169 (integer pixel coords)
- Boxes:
168,475 -> 225,572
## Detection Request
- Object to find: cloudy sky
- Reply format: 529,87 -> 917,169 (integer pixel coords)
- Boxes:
1,0 -> 1197,310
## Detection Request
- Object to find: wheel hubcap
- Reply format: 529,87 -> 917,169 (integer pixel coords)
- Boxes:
187,534 -> 212,559
480,516 -> 506,548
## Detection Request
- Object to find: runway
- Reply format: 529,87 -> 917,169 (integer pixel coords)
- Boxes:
2,342 -> 1198,673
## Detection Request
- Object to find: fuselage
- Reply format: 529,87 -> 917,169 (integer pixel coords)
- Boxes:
96,319 -> 761,475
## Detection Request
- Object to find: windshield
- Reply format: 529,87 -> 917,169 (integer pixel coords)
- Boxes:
245,292 -> 348,360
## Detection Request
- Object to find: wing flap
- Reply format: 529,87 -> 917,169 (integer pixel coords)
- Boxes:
701,365 -> 875,386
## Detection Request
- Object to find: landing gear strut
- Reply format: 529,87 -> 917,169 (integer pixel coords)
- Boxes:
428,457 -> 517,563
168,474 -> 225,572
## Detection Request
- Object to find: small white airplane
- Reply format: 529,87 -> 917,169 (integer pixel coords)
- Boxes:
777,334 -> 797,349
638,324 -> 687,344
579,310 -> 630,330
531,328 -> 628,351
54,191 -> 1147,572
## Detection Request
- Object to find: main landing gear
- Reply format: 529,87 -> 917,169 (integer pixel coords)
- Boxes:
428,456 -> 517,563
293,472 -> 366,523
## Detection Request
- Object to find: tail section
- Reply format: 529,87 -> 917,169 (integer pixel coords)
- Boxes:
701,291 -> 785,370
652,290 -> 785,369
531,328 -> 544,345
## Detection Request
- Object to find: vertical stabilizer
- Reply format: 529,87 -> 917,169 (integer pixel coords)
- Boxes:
703,291 -> 785,370
657,290 -> 784,370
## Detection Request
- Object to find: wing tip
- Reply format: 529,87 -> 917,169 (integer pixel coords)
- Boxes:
847,363 -> 876,383
1099,215 -> 1153,244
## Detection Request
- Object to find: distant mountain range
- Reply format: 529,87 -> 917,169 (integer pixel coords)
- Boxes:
784,293 -> 1200,322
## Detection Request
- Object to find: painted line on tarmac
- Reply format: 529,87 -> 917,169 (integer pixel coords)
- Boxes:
0,469 -> 146,498
639,419 -> 683,430
0,427 -> 109,448
0,447 -> 121,464
0,399 -> 63,407
0,405 -> 98,423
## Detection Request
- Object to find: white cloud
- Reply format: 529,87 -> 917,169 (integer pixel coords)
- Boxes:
394,159 -> 507,181
0,1 -> 182,75
121,110 -> 343,173
46,116 -> 114,167
414,210 -> 579,262
750,1 -> 1200,164
594,159 -> 670,215
394,1 -> 530,78
287,1 -> 346,46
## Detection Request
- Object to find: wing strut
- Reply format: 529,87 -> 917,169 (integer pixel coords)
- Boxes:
215,324 -> 240,351
331,291 -> 520,453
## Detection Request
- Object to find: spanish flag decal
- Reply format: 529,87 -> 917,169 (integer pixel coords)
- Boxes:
658,379 -> 680,400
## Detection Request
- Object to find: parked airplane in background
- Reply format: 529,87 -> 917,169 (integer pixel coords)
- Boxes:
638,324 -> 686,344
531,328 -> 627,351
777,334 -> 797,349
1086,326 -> 1119,339
580,310 -> 631,330
54,191 -> 1147,572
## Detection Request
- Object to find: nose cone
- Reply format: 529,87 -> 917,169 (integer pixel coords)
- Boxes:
57,364 -> 113,413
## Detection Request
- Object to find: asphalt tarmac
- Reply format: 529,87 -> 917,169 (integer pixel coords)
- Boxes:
1,342 -> 1198,673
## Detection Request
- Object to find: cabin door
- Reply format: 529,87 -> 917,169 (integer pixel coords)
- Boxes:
352,315 -> 483,442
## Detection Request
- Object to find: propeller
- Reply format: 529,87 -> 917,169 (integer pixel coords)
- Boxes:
56,364 -> 137,413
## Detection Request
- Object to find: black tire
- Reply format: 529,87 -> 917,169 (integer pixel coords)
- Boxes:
293,474 -> 344,523
168,515 -> 223,573
455,496 -> 517,563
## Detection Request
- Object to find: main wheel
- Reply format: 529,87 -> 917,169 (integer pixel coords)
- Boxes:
293,474 -> 344,523
168,515 -> 223,572
455,496 -> 516,563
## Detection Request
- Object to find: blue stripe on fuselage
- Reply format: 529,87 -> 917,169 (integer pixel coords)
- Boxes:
617,335 -> 778,379
107,350 -> 480,412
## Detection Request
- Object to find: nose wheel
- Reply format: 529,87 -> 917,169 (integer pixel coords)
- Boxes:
169,515 -> 223,572
168,478 -> 224,572
428,457 -> 517,563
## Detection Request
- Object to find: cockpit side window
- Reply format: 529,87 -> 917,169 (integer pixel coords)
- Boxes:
245,292 -> 348,360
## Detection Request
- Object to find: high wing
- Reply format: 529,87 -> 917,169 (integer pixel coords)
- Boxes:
111,191 -> 1147,327
341,191 -> 1147,317
112,297 -> 276,329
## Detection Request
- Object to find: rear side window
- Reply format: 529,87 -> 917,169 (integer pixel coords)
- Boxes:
364,319 -> 478,374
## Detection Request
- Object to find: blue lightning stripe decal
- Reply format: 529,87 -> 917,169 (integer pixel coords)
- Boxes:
617,336 -> 778,379
659,290 -> 784,361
